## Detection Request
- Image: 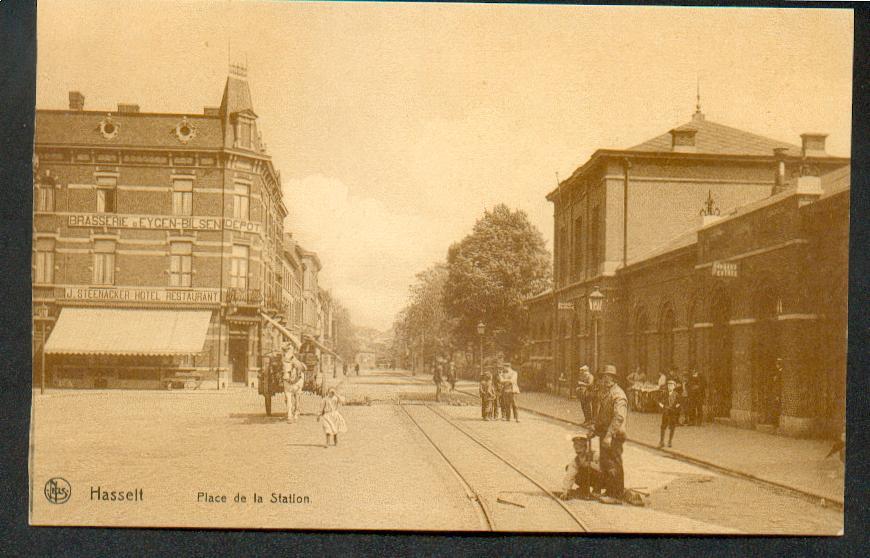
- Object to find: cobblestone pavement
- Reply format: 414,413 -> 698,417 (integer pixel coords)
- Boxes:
28,369 -> 842,534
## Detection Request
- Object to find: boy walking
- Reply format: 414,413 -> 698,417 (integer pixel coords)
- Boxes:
658,379 -> 681,448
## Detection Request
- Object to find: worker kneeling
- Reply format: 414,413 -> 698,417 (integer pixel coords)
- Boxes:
561,432 -> 603,501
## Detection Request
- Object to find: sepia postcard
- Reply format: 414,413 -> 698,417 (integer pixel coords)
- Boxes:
29,1 -> 850,534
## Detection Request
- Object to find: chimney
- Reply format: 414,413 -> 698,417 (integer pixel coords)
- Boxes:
117,103 -> 140,114
68,91 -> 85,111
800,133 -> 828,158
772,147 -> 789,196
670,126 -> 698,153
203,107 -> 220,116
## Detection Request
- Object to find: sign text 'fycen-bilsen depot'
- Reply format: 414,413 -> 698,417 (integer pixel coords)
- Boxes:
67,214 -> 261,234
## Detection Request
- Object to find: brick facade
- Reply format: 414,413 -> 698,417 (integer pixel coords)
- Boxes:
33,69 -> 290,390
527,111 -> 849,438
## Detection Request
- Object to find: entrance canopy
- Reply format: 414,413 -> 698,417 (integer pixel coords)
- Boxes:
44,308 -> 212,356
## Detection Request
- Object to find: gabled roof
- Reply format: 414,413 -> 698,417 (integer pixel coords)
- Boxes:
35,111 -> 223,149
628,113 -> 802,157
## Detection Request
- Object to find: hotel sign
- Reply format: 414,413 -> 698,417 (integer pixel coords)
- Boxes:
61,287 -> 221,304
557,302 -> 575,311
67,213 -> 262,234
712,261 -> 738,278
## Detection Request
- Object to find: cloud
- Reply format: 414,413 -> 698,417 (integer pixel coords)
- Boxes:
282,175 -> 450,331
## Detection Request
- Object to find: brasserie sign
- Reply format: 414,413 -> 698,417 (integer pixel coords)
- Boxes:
67,213 -> 261,234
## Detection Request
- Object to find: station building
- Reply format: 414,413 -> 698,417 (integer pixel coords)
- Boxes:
33,65 -> 290,390
525,106 -> 850,437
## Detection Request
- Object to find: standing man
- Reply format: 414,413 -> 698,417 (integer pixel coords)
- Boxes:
500,360 -> 520,422
594,364 -> 628,505
447,360 -> 457,392
576,365 -> 595,426
355,362 -> 360,376
282,344 -> 306,423
433,359 -> 444,402
685,369 -> 706,425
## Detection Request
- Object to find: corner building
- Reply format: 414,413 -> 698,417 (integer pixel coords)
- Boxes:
33,66 -> 288,389
526,108 -> 849,437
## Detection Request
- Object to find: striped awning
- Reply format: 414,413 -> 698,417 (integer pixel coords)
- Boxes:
44,308 -> 212,356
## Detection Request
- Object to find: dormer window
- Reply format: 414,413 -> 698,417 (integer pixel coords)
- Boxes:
670,126 -> 698,153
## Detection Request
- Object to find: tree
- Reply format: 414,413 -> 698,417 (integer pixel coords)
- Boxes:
393,263 -> 454,372
443,204 -> 551,360
332,301 -> 360,364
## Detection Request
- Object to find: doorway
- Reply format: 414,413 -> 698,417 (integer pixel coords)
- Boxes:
229,333 -> 249,384
753,288 -> 782,426
709,295 -> 732,418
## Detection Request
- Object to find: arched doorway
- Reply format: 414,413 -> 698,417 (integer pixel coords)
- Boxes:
752,286 -> 782,426
709,293 -> 732,418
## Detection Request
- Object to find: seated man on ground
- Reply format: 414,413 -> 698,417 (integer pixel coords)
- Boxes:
561,432 -> 602,501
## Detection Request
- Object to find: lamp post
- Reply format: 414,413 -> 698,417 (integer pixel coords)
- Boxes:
477,322 -> 486,379
588,286 -> 605,376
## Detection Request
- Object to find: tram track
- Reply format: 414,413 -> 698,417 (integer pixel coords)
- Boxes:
398,402 -> 590,532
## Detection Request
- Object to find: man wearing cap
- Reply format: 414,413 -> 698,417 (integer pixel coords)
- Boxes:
499,360 -> 520,422
594,364 -> 628,505
658,378 -> 681,448
576,365 -> 595,426
562,431 -> 602,501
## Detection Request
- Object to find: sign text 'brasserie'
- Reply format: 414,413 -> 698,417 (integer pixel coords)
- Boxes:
67,213 -> 261,234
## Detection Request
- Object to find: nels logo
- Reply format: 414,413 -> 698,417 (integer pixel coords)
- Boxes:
44,477 -> 71,504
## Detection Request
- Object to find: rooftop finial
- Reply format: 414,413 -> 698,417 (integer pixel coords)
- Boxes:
699,190 -> 720,217
692,76 -> 705,122
229,61 -> 247,79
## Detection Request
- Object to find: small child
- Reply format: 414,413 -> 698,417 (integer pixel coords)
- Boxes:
318,388 -> 347,447
479,373 -> 496,420
562,433 -> 602,501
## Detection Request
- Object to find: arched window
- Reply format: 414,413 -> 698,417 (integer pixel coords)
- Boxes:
660,304 -> 676,372
635,308 -> 649,378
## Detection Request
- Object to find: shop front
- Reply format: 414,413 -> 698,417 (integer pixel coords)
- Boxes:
44,307 -> 216,389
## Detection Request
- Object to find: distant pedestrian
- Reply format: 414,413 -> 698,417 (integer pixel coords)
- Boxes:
447,361 -> 457,392
576,365 -> 595,426
685,369 -> 706,425
355,363 -> 360,376
318,388 -> 347,447
499,361 -> 520,422
658,379 -> 681,448
626,367 -> 644,412
433,361 -> 444,402
491,367 -> 501,417
594,364 -> 627,505
479,372 -> 496,420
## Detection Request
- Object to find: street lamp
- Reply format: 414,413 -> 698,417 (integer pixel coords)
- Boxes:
477,322 -> 486,378
588,286 -> 605,376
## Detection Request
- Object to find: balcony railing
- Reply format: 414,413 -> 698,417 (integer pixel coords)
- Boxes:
226,287 -> 262,306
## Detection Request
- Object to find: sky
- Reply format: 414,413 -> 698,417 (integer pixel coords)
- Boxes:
36,1 -> 853,331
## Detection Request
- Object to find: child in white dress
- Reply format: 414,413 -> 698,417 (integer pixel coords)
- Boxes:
318,388 -> 347,447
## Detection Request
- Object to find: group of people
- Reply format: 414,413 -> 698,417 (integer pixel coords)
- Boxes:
626,366 -> 707,426
477,360 -> 520,422
280,342 -> 347,447
562,364 -> 629,505
432,358 -> 457,402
